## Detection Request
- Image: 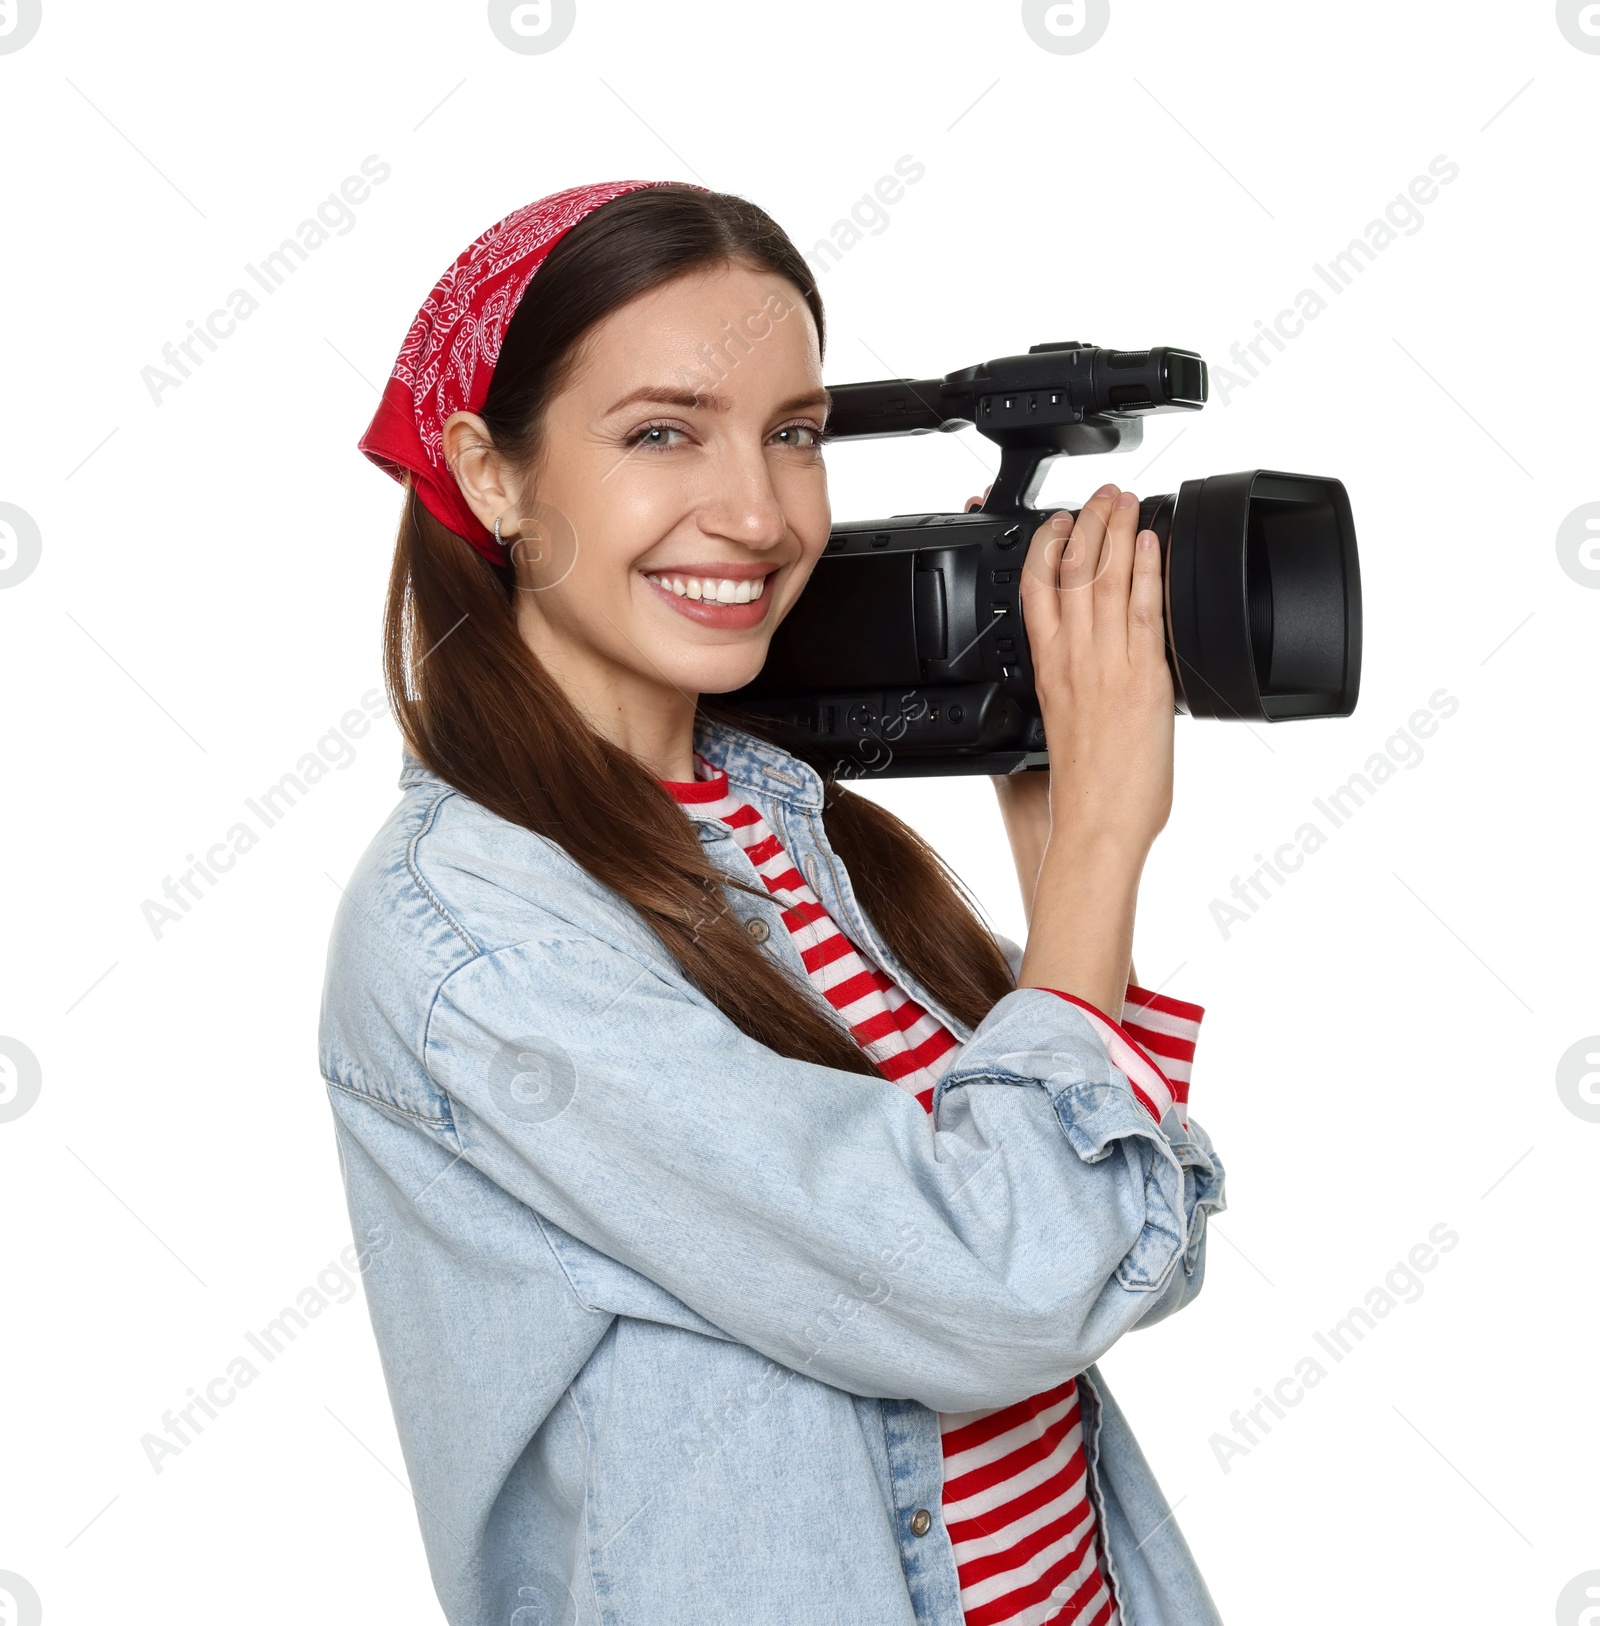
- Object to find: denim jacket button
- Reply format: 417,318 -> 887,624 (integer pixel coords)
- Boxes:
909,1508 -> 932,1537
744,916 -> 771,944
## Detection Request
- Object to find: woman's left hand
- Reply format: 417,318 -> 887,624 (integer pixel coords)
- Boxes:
965,485 -> 1058,913
968,485 -> 1135,984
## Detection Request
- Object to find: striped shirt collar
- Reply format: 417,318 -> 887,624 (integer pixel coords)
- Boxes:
656,752 -> 730,805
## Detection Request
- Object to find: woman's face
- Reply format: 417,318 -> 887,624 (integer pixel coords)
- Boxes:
457,260 -> 832,721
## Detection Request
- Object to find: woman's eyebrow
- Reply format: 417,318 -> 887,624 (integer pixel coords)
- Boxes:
603,387 -> 833,416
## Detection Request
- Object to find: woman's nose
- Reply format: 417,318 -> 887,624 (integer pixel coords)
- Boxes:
698,449 -> 788,549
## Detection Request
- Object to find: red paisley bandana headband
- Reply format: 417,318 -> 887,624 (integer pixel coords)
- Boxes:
359,179 -> 705,565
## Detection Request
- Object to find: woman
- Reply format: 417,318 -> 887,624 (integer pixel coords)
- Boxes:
320,178 -> 1227,1626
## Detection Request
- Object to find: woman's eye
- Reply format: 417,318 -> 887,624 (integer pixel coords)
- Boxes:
773,423 -> 826,450
627,421 -> 826,453
630,422 -> 690,451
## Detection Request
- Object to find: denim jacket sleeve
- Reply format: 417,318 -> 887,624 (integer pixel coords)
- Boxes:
411,919 -> 1225,1416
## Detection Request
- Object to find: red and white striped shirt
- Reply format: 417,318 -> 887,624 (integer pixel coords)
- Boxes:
661,757 -> 1205,1626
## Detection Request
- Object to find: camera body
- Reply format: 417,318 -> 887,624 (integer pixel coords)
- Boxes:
730,343 -> 1362,778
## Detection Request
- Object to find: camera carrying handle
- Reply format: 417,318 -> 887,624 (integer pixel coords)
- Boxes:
821,341 -> 1208,511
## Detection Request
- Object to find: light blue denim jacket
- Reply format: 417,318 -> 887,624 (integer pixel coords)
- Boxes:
318,715 -> 1228,1625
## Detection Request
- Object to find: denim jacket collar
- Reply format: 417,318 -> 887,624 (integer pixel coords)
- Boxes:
395,715 -> 970,1040
687,712 -> 827,816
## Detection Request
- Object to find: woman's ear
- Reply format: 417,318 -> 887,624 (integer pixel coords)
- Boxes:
442,411 -> 518,535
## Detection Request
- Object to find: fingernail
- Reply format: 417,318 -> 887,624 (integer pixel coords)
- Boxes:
1114,490 -> 1137,509
1093,483 -> 1118,500
1138,529 -> 1156,550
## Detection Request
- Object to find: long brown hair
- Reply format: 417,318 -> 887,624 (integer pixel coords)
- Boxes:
383,184 -> 1013,1076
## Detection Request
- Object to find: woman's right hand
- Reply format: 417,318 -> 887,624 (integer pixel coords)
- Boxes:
1019,483 -> 1174,859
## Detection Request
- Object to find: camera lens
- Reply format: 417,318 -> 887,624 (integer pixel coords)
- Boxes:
1153,470 -> 1361,721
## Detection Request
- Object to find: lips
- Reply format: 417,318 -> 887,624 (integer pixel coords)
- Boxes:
641,565 -> 778,630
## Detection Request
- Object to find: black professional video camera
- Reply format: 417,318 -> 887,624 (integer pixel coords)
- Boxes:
729,342 -> 1362,778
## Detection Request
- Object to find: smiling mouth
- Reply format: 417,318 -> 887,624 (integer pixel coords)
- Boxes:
643,571 -> 770,604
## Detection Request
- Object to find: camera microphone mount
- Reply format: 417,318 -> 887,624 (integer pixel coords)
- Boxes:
821,340 -> 1208,510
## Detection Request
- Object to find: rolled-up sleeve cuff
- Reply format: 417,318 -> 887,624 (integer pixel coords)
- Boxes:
1040,985 -> 1204,1133
933,988 -> 1224,1293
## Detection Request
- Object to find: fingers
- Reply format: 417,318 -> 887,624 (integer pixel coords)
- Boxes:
1018,482 -> 1149,666
1056,483 -> 1119,604
1128,521 -> 1166,660
1092,489 -> 1140,658
1019,509 -> 1074,644
964,481 -> 994,513
1057,487 -> 1114,653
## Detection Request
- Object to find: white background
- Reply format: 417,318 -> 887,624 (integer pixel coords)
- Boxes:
2,2 -> 1597,1622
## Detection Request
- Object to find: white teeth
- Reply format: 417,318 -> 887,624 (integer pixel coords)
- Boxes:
646,572 -> 767,604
